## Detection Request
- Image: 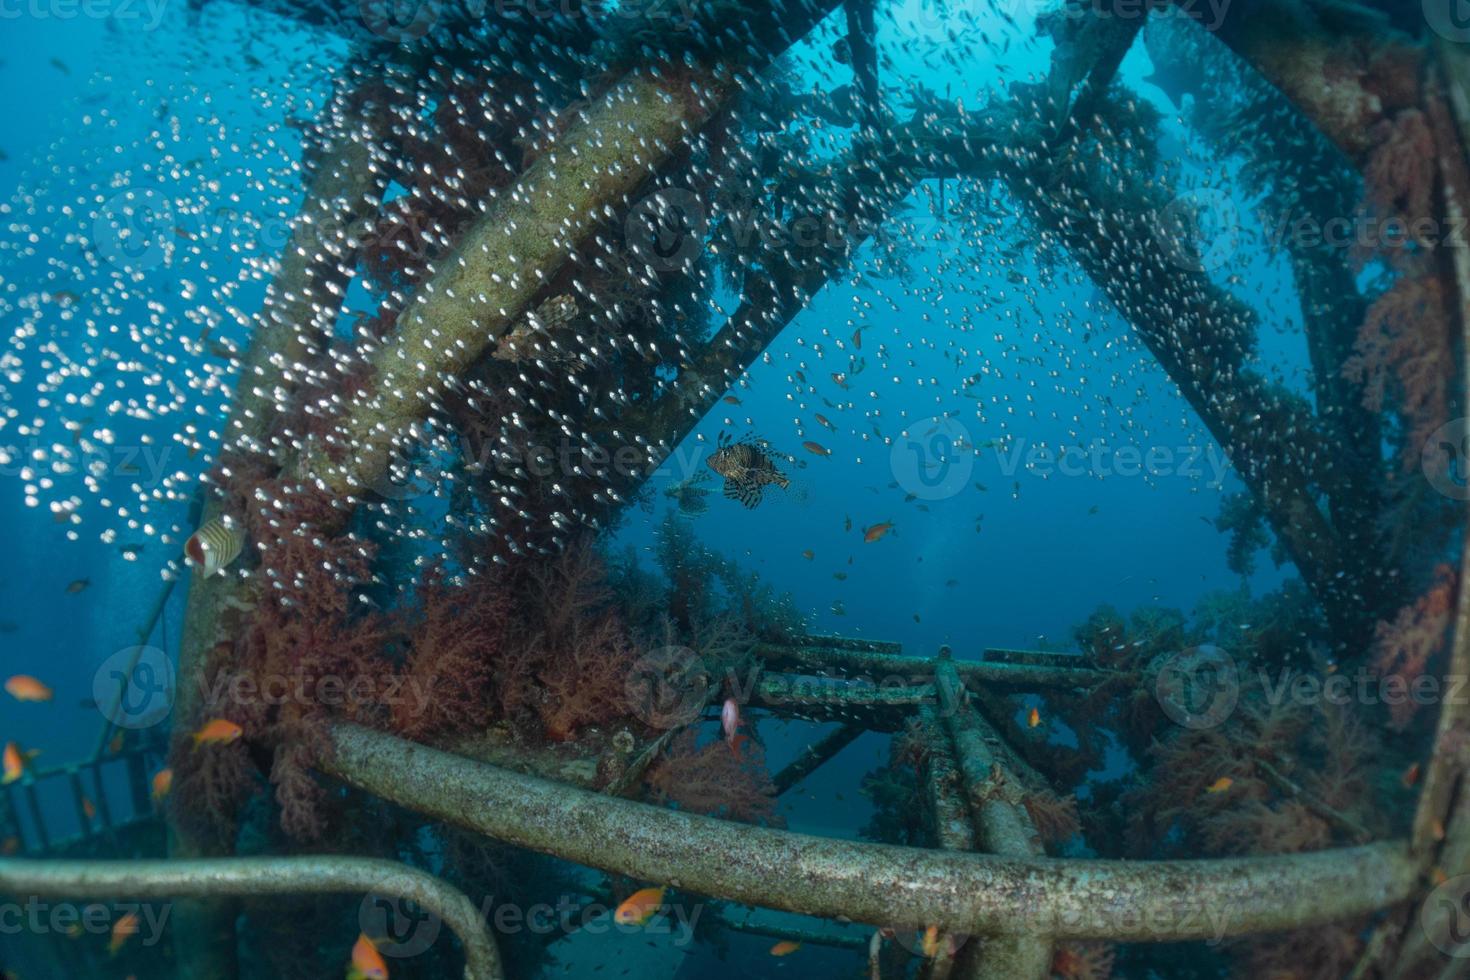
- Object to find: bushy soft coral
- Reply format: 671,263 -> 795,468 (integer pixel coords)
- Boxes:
1370,562 -> 1456,729
391,564 -> 509,740
644,729 -> 782,826
176,477 -> 394,842
1342,274 -> 1453,470
1360,109 -> 1437,237
1051,942 -> 1115,980
1021,790 -> 1081,847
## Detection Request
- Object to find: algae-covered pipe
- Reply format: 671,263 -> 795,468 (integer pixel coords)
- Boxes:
294,0 -> 843,499
320,722 -> 1420,941
0,856 -> 502,980
754,643 -> 1109,690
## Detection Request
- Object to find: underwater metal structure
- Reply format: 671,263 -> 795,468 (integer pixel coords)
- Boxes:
5,1 -> 1470,978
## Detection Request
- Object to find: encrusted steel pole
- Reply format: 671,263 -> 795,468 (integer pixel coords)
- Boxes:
0,856 -> 502,980
169,111 -> 391,980
933,660 -> 1052,979
772,722 -> 865,796
319,721 -> 1420,941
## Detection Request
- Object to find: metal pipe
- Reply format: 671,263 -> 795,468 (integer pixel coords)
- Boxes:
0,856 -> 503,980
772,723 -> 865,796
755,644 -> 1108,690
319,722 -> 1420,942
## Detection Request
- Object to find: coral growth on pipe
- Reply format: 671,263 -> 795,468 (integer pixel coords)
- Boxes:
317,721 -> 1421,941
0,856 -> 502,980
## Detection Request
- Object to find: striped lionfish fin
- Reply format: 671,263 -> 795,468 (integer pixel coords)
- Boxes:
723,479 -> 763,508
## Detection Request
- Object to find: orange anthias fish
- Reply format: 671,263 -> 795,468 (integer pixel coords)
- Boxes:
1402,762 -> 1421,788
82,797 -> 95,821
1027,707 -> 1041,729
863,521 -> 893,543
348,932 -> 388,980
4,675 -> 53,702
151,767 -> 173,804
770,940 -> 801,956
802,441 -> 831,457
109,911 -> 139,955
614,886 -> 666,926
921,925 -> 941,957
191,718 -> 243,747
2,742 -> 38,785
1205,776 -> 1234,794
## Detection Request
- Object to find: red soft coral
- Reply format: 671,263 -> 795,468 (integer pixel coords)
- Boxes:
1342,274 -> 1453,469
644,729 -> 782,826
1371,563 -> 1457,729
1051,942 -> 1115,980
1361,109 -> 1437,235
392,565 -> 510,740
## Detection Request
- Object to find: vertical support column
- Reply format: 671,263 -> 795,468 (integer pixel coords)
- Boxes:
126,749 -> 153,821
934,657 -> 1053,980
24,783 -> 49,852
917,705 -> 975,980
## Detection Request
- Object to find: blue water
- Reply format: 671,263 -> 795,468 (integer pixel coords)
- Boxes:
0,2 -> 1393,978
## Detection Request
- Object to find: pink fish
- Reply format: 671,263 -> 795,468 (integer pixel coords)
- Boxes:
722,698 -> 746,759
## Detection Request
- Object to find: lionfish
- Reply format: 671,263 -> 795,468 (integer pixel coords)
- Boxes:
664,471 -> 714,515
707,433 -> 790,508
491,294 -> 581,363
